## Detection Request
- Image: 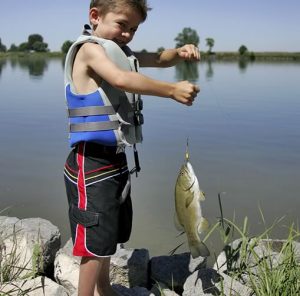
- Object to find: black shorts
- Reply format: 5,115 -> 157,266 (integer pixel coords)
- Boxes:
64,142 -> 132,257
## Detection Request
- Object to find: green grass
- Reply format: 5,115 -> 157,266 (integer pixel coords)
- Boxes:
169,191 -> 300,295
208,195 -> 300,296
0,51 -> 63,59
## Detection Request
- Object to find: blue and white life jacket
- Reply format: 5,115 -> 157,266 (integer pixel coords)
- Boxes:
64,30 -> 143,148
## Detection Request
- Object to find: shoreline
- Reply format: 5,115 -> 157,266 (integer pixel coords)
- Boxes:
1,51 -> 300,61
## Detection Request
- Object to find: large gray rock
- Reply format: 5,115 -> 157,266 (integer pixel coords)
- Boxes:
151,252 -> 206,292
113,284 -> 154,296
182,268 -> 253,296
214,238 -> 300,286
213,238 -> 243,273
0,276 -> 69,295
151,282 -> 180,296
0,216 -> 61,279
54,238 -> 80,294
110,246 -> 150,288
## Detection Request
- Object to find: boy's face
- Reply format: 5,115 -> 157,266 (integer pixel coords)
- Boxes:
91,7 -> 143,47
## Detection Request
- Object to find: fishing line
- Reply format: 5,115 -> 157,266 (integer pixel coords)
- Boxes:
204,74 -> 234,122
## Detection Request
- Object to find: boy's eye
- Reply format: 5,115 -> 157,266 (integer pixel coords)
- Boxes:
117,22 -> 125,28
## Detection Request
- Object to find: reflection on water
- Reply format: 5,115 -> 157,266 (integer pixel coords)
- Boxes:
0,57 -> 300,258
205,60 -> 214,80
238,58 -> 250,72
175,61 -> 199,81
0,58 -> 7,77
8,55 -> 49,77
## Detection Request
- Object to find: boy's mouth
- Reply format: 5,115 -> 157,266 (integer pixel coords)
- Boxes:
114,39 -> 126,47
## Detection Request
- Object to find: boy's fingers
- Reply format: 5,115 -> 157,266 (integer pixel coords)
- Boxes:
193,85 -> 200,93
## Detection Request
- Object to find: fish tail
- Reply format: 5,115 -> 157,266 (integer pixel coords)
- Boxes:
189,241 -> 210,258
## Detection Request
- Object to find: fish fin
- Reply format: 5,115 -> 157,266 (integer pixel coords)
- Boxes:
174,213 -> 184,231
185,195 -> 194,208
198,217 -> 210,233
199,191 -> 206,201
189,241 -> 210,258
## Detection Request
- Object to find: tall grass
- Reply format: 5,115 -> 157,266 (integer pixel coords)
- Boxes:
169,191 -> 300,295
210,195 -> 300,296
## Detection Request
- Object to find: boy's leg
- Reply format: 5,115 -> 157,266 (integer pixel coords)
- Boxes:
94,257 -> 119,296
78,256 -> 118,296
78,256 -> 101,296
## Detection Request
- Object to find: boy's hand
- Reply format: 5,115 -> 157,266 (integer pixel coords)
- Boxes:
172,81 -> 200,106
177,44 -> 200,61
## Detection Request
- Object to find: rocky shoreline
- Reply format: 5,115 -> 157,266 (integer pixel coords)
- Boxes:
1,216 -> 299,295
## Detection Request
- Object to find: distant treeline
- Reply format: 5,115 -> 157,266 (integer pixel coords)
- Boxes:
1,29 -> 300,61
201,51 -> 300,61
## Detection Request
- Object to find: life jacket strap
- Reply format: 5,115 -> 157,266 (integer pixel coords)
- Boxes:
70,121 -> 119,132
130,144 -> 141,177
68,106 -> 116,117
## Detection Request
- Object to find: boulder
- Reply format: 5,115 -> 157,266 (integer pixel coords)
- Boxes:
110,246 -> 150,288
54,239 -> 80,294
0,276 -> 69,295
151,282 -> 180,296
113,284 -> 154,296
214,238 -> 300,286
150,252 -> 206,292
0,216 -> 61,279
182,268 -> 253,296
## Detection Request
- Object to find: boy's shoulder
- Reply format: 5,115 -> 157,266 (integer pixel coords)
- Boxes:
76,41 -> 107,62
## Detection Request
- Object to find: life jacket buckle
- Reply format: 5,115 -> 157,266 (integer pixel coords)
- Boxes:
135,98 -> 143,111
134,112 -> 144,126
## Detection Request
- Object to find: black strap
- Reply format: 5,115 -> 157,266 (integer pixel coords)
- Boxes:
130,144 -> 141,177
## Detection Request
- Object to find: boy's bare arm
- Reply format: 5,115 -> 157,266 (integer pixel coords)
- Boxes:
84,43 -> 199,105
134,44 -> 200,67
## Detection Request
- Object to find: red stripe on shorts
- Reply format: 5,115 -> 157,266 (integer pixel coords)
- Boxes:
73,142 -> 94,257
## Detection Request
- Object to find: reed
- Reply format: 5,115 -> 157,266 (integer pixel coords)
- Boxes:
210,195 -> 300,296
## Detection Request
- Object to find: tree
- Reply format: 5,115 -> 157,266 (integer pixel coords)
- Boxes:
27,34 -> 48,52
19,42 -> 30,52
175,27 -> 199,48
0,38 -> 7,52
28,34 -> 43,48
61,40 -> 73,54
32,41 -> 48,52
157,47 -> 165,54
206,38 -> 214,54
239,45 -> 248,56
8,44 -> 18,52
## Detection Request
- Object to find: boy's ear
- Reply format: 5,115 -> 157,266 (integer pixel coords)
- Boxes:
89,7 -> 100,25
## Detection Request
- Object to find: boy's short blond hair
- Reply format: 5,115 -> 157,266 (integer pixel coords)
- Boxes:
90,0 -> 151,22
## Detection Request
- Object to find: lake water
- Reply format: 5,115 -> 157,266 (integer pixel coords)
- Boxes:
0,56 -> 299,258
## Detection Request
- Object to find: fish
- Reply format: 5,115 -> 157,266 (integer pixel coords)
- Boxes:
174,141 -> 210,258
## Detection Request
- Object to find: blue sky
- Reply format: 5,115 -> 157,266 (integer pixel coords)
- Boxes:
1,0 -> 300,52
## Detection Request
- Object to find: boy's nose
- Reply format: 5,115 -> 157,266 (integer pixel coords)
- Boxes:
122,31 -> 131,39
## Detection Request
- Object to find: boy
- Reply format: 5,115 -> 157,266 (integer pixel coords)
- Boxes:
64,0 -> 200,295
